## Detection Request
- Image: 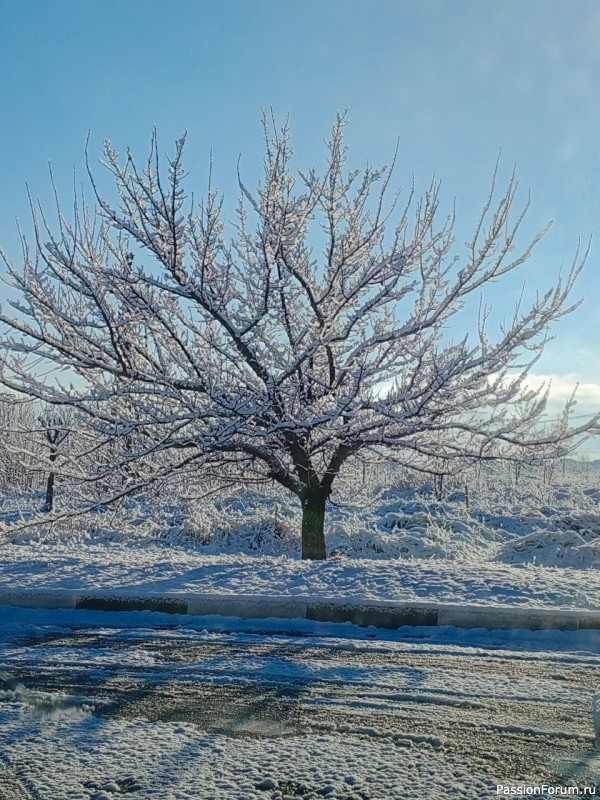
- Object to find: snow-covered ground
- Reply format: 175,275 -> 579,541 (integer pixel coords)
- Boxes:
1,541 -> 599,610
1,469 -> 600,799
1,607 -> 599,799
1,469 -> 599,610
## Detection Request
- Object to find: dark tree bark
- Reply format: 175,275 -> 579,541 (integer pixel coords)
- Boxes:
44,451 -> 57,512
301,486 -> 328,560
39,417 -> 67,513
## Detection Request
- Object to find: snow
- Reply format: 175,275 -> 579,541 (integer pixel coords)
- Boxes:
0,609 -> 600,800
0,541 -> 599,610
1,471 -> 600,611
0,714 -> 497,800
1,470 -> 600,796
1,608 -> 600,799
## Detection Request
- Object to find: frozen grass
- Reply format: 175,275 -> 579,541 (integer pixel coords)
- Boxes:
0,464 -> 598,610
1,463 -> 599,570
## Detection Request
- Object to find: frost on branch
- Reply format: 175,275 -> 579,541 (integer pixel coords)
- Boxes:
0,114 -> 594,558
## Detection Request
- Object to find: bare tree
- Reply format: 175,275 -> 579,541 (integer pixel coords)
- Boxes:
0,395 -> 40,492
37,413 -> 69,512
0,115 -> 594,558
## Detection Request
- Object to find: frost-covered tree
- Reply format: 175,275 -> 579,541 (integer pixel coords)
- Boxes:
37,412 -> 69,512
0,115 -> 593,558
0,395 -> 40,492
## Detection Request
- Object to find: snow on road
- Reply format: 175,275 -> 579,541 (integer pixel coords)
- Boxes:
0,608 -> 599,799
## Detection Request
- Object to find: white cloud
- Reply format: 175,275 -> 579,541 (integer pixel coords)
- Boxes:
522,373 -> 600,413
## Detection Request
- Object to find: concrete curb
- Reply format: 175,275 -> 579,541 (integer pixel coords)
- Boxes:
0,589 -> 76,610
1,589 -> 599,632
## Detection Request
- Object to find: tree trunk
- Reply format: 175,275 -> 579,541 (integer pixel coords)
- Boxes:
44,472 -> 55,512
301,487 -> 327,560
43,450 -> 57,512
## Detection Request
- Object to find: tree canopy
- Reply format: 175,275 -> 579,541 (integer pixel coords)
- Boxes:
0,115 -> 593,558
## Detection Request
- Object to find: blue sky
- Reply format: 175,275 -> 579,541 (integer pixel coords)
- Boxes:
1,0 -> 599,440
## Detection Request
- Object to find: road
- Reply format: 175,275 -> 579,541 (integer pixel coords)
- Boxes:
0,608 -> 599,799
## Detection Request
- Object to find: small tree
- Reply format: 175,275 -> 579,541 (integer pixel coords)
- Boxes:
38,414 -> 69,512
0,115 -> 594,557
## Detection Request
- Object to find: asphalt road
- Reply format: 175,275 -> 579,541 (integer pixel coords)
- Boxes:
0,611 -> 599,798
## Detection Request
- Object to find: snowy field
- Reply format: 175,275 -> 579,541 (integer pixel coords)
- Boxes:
1,540 -> 600,611
1,466 -> 600,610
